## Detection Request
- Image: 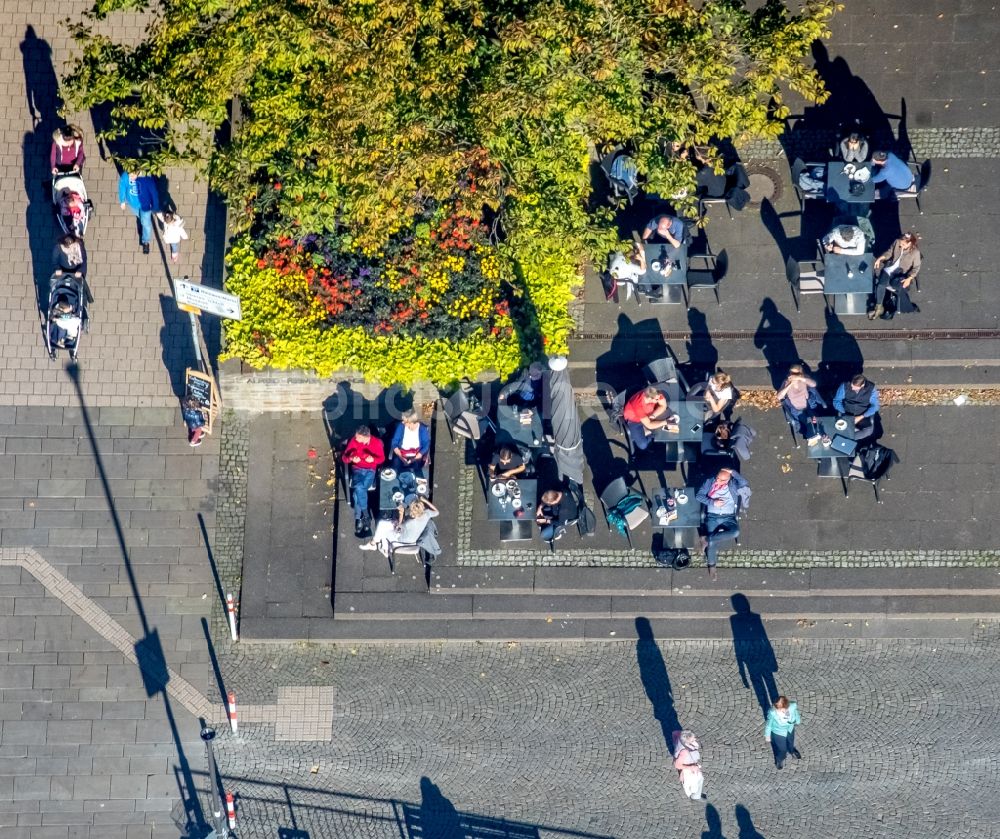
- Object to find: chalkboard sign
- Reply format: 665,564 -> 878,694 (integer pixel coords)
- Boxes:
184,368 -> 220,435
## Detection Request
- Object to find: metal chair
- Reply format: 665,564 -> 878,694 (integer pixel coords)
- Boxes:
642,355 -> 689,392
686,251 -> 727,307
790,158 -> 827,214
441,383 -> 495,443
600,148 -> 640,205
599,477 -> 649,550
786,255 -> 826,312
894,160 -> 929,213
846,444 -> 897,503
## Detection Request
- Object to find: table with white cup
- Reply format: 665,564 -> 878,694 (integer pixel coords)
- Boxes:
651,486 -> 701,549
377,468 -> 431,517
487,477 -> 538,523
804,415 -> 857,494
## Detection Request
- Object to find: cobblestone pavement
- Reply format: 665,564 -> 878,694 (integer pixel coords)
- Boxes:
210,629 -> 1000,839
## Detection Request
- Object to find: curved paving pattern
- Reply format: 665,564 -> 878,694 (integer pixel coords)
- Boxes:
214,632 -> 1000,838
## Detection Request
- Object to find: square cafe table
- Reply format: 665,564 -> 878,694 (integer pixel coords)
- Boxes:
640,242 -> 689,305
804,415 -> 857,494
378,472 -> 430,517
826,162 -> 876,204
651,399 -> 705,463
652,487 -> 701,549
486,477 -> 538,522
823,252 -> 873,316
496,403 -> 545,449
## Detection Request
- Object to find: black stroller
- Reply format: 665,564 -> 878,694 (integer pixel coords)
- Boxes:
44,273 -> 91,361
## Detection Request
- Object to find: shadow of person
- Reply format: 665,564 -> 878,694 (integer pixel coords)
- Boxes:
21,26 -> 62,315
753,298 -> 799,390
701,804 -> 727,839
735,804 -> 766,839
595,312 -> 664,399
417,777 -> 463,839
635,616 -> 680,754
685,307 -> 718,379
158,294 -> 197,398
818,307 -> 864,394
730,594 -> 779,719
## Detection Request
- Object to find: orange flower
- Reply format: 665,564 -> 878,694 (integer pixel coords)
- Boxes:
274,182 -> 282,190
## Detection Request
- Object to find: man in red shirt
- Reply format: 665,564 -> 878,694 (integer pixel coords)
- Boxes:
342,425 -> 385,535
623,386 -> 678,450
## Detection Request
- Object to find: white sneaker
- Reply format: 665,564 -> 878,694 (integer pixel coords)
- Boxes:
358,542 -> 377,552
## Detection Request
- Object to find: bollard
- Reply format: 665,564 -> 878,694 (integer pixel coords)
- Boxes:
226,791 -> 236,829
226,592 -> 238,641
228,691 -> 238,734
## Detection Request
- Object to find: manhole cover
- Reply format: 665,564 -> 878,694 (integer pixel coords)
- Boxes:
744,164 -> 783,207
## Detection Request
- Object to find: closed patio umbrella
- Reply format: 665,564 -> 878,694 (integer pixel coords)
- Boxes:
547,356 -> 586,486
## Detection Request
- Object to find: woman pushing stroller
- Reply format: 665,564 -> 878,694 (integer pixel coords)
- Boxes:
50,125 -> 85,175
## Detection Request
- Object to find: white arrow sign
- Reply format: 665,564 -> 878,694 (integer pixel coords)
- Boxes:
174,280 -> 243,320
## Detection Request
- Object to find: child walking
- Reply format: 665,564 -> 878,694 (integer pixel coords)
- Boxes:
156,211 -> 189,263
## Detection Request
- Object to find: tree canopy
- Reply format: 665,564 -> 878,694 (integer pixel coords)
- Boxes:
63,0 -> 838,384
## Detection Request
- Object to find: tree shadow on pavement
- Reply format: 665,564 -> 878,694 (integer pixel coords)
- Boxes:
635,616 -> 681,756
730,594 -> 779,719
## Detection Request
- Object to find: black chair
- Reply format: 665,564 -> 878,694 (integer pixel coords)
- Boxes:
846,444 -> 897,503
441,383 -> 495,443
641,356 -> 689,392
600,147 -> 640,205
686,250 -> 727,307
790,158 -> 827,214
894,160 -> 929,213
599,477 -> 649,550
786,255 -> 826,312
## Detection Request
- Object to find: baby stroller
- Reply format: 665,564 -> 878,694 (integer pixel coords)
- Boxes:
52,173 -> 93,238
44,273 -> 90,361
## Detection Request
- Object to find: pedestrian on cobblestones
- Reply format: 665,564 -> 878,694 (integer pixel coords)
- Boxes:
672,729 -> 706,800
765,695 -> 801,769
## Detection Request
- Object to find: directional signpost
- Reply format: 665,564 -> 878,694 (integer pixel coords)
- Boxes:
174,280 -> 243,320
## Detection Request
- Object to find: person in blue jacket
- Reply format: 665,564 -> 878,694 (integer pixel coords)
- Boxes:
871,150 -> 914,199
764,695 -> 802,769
118,169 -> 161,254
390,409 -> 431,476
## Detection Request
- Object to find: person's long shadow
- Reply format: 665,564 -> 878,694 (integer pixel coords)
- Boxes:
415,777 -> 464,839
735,804 -> 766,839
701,804 -> 727,839
753,298 -> 800,390
730,594 -> 779,719
818,306 -> 864,394
686,307 -> 718,379
595,312 -> 662,398
635,616 -> 681,754
21,26 -> 61,316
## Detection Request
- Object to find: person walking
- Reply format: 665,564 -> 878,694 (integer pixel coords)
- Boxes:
118,168 -> 161,254
764,695 -> 801,769
50,125 -> 85,174
155,211 -> 189,263
672,730 -> 706,801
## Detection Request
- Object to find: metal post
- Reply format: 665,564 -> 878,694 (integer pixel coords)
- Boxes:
201,726 -> 228,838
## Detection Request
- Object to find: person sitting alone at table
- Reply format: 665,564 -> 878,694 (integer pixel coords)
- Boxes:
642,214 -> 685,248
342,425 -> 386,537
623,386 -> 679,451
822,224 -> 866,256
390,409 -> 431,475
696,467 -> 751,581
833,373 -> 880,441
871,150 -> 914,198
489,445 -> 526,481
776,364 -> 822,436
535,489 -> 578,542
360,498 -> 439,555
501,362 -> 545,410
839,132 -> 869,163
869,231 -> 922,320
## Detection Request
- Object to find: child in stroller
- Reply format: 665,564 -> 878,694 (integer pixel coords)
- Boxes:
45,274 -> 89,360
49,298 -> 82,348
58,188 -> 86,236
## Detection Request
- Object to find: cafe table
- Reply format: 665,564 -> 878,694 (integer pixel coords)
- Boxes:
652,486 -> 701,549
826,162 -> 876,205
650,399 -> 705,463
804,415 -> 857,494
495,402 -> 545,449
487,477 -> 538,542
377,470 -> 430,517
823,252 -> 873,316
640,241 -> 689,305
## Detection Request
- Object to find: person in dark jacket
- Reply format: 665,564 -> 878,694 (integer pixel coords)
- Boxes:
696,468 -> 751,580
833,374 -> 880,441
390,409 -> 431,475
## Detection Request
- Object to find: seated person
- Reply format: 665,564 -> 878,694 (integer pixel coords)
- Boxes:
342,425 -> 386,536
708,419 -> 757,462
608,245 -> 646,285
642,214 -> 685,249
776,364 -> 822,435
389,409 -> 431,475
49,299 -> 81,347
360,498 -> 439,556
500,362 -> 545,409
623,386 -> 678,451
489,445 -> 526,481
869,231 -> 921,320
833,373 -> 880,441
53,234 -> 85,277
839,132 -> 869,163
822,224 -> 866,256
871,150 -> 914,198
181,396 -> 208,447
534,489 -> 578,542
693,372 -> 737,421
696,467 -> 751,579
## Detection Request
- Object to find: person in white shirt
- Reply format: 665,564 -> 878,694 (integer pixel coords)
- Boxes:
822,224 -> 865,256
608,245 -> 649,297
155,211 -> 189,263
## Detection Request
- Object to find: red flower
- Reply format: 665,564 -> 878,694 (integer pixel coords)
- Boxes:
274,182 -> 282,190
257,259 -> 267,269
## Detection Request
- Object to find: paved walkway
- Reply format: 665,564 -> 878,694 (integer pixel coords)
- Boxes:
210,631 -> 1000,839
